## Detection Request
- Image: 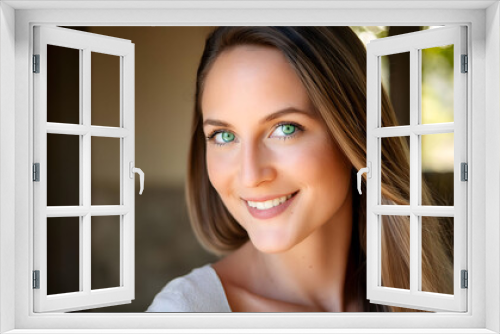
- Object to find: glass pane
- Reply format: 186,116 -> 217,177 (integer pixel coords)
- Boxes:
47,45 -> 80,124
381,215 -> 410,290
421,133 -> 454,206
381,136 -> 410,205
421,45 -> 454,124
91,216 -> 121,289
421,216 -> 454,294
91,52 -> 120,127
47,134 -> 80,206
91,137 -> 120,205
381,52 -> 410,127
47,217 -> 80,295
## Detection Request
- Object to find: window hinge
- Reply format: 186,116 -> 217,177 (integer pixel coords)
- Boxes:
461,162 -> 468,181
461,270 -> 468,289
33,54 -> 40,73
33,163 -> 40,182
33,270 -> 40,289
461,54 -> 468,73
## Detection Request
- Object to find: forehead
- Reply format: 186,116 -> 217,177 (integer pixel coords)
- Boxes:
201,45 -> 313,119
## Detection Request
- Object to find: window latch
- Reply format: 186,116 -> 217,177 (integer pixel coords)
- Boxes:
357,162 -> 372,195
129,161 -> 144,195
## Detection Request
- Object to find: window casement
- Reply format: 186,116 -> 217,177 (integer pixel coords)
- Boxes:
361,25 -> 468,312
1,2 -> 498,334
33,26 -> 138,312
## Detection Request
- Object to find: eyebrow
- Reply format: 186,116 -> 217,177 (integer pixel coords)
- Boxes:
202,107 -> 314,128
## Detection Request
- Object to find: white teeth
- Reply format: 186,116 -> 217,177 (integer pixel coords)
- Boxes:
247,194 -> 293,210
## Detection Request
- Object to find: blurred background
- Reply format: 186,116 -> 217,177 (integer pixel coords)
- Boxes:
45,26 -> 454,312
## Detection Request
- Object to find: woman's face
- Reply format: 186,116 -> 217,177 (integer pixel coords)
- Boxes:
202,45 -> 352,253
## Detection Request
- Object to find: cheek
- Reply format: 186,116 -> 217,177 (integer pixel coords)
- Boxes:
206,150 -> 233,197
206,149 -> 248,228
320,146 -> 351,195
284,140 -> 351,199
206,153 -> 222,190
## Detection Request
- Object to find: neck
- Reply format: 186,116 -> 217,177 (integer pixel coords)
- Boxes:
247,186 -> 354,312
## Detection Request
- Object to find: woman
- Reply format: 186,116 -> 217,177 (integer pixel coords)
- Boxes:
147,26 -> 453,312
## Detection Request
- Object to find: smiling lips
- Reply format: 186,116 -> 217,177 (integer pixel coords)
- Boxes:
244,192 -> 298,219
247,193 -> 294,210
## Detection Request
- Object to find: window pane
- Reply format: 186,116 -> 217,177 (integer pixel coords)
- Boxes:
421,133 -> 454,206
47,45 -> 80,124
421,45 -> 454,124
47,134 -> 80,206
91,216 -> 121,289
421,216 -> 454,294
91,137 -> 120,205
91,52 -> 120,127
381,215 -> 410,290
381,52 -> 410,127
47,217 -> 80,295
381,136 -> 410,205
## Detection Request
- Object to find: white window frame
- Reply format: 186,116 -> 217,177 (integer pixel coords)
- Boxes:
365,26 -> 467,312
0,1 -> 498,333
33,25 -> 136,313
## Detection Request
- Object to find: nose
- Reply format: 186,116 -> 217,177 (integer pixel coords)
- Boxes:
239,141 -> 277,188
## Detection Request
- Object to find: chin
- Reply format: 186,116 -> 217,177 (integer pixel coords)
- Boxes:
249,235 -> 296,254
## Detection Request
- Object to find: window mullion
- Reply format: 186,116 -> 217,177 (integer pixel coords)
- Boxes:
79,47 -> 84,294
417,47 -> 424,293
45,206 -> 129,217
409,48 -> 420,295
373,205 -> 454,216
82,214 -> 91,293
373,123 -> 456,138
82,47 -> 92,294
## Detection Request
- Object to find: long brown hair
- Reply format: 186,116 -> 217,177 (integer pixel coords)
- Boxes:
186,27 -> 453,312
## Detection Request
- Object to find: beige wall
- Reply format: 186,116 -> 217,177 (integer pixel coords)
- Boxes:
88,26 -> 215,188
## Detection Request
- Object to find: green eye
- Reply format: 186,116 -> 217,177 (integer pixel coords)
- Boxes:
270,123 -> 303,139
221,132 -> 235,142
281,124 -> 296,135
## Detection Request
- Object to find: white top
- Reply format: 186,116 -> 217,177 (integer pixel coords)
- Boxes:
146,264 -> 232,312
